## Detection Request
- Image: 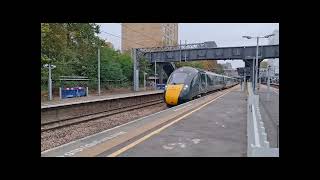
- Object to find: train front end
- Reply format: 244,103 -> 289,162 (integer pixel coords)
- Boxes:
164,67 -> 195,106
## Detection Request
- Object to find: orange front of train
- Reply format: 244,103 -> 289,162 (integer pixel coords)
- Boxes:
165,84 -> 184,105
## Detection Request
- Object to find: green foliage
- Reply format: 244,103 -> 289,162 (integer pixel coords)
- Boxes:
260,60 -> 268,68
175,61 -> 204,69
41,23 -> 134,91
215,64 -> 224,74
118,53 -> 133,81
41,23 -> 101,81
139,57 -> 152,74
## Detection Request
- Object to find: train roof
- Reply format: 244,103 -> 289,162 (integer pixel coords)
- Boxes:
174,66 -> 199,75
175,66 -> 237,79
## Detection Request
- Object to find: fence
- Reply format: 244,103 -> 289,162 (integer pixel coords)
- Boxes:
41,78 -> 158,101
41,63 -> 158,101
247,82 -> 279,157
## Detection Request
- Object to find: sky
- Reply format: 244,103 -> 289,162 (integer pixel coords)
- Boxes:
97,23 -> 279,69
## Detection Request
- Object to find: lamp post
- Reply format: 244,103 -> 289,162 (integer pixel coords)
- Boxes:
144,72 -> 147,90
154,58 -> 157,90
244,69 -> 246,91
242,34 -> 275,94
267,65 -> 271,101
93,42 -> 104,96
43,64 -> 56,101
98,46 -> 100,95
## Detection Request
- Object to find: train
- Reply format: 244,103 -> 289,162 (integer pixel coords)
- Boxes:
164,66 -> 238,106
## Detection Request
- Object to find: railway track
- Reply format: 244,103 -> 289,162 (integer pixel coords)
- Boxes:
270,84 -> 279,89
41,85 -> 238,132
41,100 -> 164,132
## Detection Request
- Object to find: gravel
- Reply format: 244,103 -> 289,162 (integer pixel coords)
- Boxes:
41,103 -> 167,152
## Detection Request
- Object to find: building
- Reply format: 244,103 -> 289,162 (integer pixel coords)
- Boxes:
259,67 -> 279,84
121,23 -> 178,53
221,62 -> 238,77
122,23 -> 178,85
222,62 -> 232,70
259,68 -> 267,77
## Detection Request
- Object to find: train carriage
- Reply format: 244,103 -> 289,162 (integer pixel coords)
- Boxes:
164,66 -> 238,106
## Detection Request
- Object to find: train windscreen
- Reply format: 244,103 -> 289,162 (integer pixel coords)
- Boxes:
168,73 -> 188,84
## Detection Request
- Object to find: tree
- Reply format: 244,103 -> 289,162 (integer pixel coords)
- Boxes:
215,64 -> 224,74
260,60 -> 268,68
41,23 -> 139,92
117,52 -> 133,81
174,61 -> 204,69
41,23 -> 102,89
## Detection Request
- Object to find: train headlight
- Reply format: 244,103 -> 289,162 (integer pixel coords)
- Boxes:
183,85 -> 188,91
165,85 -> 168,90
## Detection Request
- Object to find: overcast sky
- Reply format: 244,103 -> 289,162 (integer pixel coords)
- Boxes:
97,23 -> 279,68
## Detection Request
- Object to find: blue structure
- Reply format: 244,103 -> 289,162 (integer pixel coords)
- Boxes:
59,76 -> 89,99
61,87 -> 87,99
156,84 -> 166,90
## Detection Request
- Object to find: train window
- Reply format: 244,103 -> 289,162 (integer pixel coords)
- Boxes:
201,73 -> 206,86
167,72 -> 188,84
192,74 -> 199,86
208,75 -> 212,85
210,76 -> 214,85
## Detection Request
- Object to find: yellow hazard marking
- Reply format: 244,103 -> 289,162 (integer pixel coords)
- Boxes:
165,84 -> 184,105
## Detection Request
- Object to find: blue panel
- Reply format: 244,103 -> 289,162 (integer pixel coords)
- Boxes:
61,87 -> 87,99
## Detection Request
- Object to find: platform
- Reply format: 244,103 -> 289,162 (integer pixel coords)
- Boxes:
41,90 -> 164,109
258,84 -> 279,148
116,86 -> 247,157
41,85 -> 248,157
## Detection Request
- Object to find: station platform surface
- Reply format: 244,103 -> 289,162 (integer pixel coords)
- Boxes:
41,85 -> 247,157
41,90 -> 164,109
257,84 -> 279,148
116,85 -> 247,157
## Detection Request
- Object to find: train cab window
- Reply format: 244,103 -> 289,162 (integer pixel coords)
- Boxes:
208,75 -> 212,85
213,76 -> 217,84
167,72 -> 188,84
200,73 -> 206,86
192,74 -> 199,87
207,75 -> 209,85
209,75 -> 214,85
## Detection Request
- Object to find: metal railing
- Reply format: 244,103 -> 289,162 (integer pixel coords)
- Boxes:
247,82 -> 279,157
